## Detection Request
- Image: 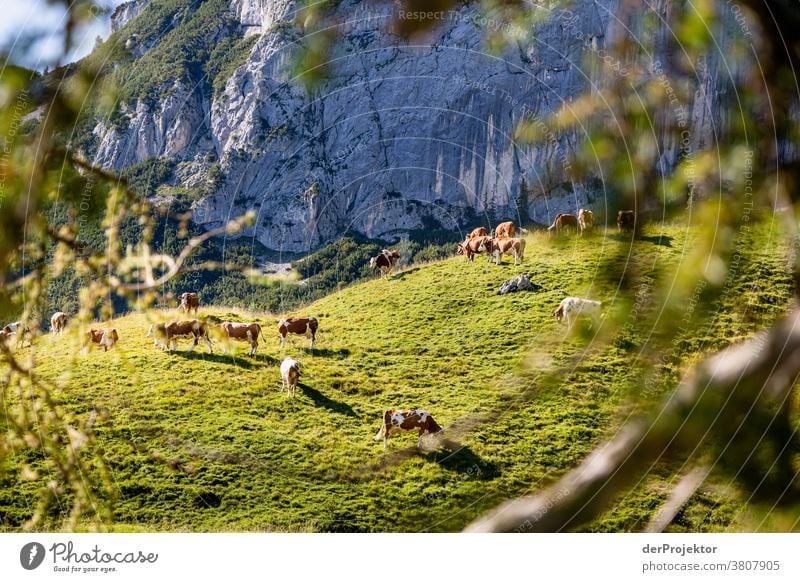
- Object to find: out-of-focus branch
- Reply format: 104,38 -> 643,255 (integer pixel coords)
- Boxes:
646,465 -> 711,532
465,310 -> 800,532
111,212 -> 255,292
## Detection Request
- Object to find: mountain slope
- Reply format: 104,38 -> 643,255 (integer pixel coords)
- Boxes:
1,221 -> 795,532
77,0 -> 752,252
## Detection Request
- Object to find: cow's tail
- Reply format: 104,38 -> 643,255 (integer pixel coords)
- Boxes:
255,323 -> 263,343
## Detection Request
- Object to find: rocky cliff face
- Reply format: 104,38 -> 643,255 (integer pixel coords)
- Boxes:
92,0 -> 746,252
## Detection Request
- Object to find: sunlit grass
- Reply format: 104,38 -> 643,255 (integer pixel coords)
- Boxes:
1,219 -> 795,532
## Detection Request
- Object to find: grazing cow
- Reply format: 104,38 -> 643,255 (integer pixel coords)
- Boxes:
147,319 -> 213,353
278,316 -> 318,349
219,321 -> 262,356
373,409 -> 444,450
178,292 -> 200,315
553,297 -> 603,329
617,210 -> 636,233
547,213 -> 579,235
491,237 -> 526,266
51,312 -> 67,335
577,209 -> 595,236
3,321 -> 31,347
84,328 -> 119,352
280,357 -> 301,397
369,249 -> 401,278
468,226 -> 488,239
494,221 -> 517,239
457,235 -> 493,262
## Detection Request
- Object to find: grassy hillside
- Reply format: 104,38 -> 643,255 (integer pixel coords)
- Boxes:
1,219 -> 796,532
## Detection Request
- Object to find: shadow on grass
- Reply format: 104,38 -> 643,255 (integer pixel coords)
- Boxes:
299,383 -> 357,416
640,234 -> 673,247
171,350 -> 276,369
390,266 -> 423,280
428,439 -> 499,479
304,347 -> 351,358
373,439 -> 498,479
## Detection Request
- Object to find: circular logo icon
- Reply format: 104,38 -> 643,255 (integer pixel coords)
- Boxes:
20,542 -> 46,570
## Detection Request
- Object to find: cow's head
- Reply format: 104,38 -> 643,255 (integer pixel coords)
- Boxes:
456,243 -> 465,255
369,257 -> 377,269
146,324 -> 154,338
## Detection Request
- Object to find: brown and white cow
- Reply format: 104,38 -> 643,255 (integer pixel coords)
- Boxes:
373,409 -> 444,450
457,235 -> 493,262
178,292 -> 200,315
3,321 -> 31,348
617,210 -> 635,233
553,297 -> 603,329
547,213 -> 579,235
280,357 -> 301,397
219,321 -> 262,356
577,209 -> 595,236
51,312 -> 67,335
369,249 -> 401,278
278,317 -> 318,349
84,328 -> 119,353
491,237 -> 526,266
468,226 -> 488,239
494,221 -> 517,239
147,319 -> 213,353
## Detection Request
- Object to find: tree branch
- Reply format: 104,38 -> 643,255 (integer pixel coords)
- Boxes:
465,310 -> 800,532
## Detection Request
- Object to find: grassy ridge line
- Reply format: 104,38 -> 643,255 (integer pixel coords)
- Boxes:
1,224 -> 794,532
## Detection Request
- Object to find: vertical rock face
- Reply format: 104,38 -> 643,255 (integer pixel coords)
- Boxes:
90,0 -> 748,252
110,0 -> 151,33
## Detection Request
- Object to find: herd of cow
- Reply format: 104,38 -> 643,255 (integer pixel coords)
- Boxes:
1,209 -> 629,450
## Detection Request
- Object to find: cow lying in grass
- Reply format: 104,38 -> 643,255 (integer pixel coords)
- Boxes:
147,319 -> 213,353
373,409 -> 444,450
83,328 -> 119,353
219,321 -> 262,356
280,357 -> 301,397
553,297 -> 603,329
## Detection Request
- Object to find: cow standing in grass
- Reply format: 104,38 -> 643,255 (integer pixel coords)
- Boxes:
178,292 -> 200,315
548,213 -> 579,235
280,357 -> 301,397
219,321 -> 262,356
553,297 -> 603,329
494,221 -> 517,238
51,312 -> 67,335
577,209 -> 595,236
491,237 -> 526,266
457,235 -> 493,262
83,328 -> 119,353
617,210 -> 635,233
3,322 -> 31,348
278,317 -> 318,349
373,409 -> 444,450
370,249 -> 401,279
468,227 -> 488,239
147,320 -> 213,353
